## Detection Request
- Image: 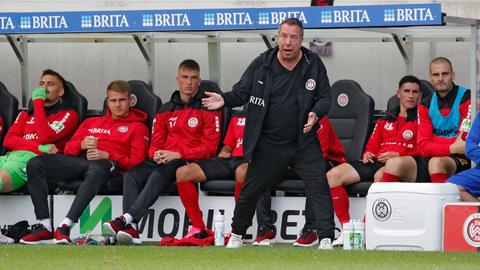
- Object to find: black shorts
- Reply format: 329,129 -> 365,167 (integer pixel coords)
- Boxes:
196,157 -> 247,180
412,156 -> 430,182
349,160 -> 384,182
285,159 -> 340,179
416,156 -> 471,182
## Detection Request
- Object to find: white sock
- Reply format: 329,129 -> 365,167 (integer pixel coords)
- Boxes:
59,218 -> 73,228
123,213 -> 133,225
40,219 -> 52,232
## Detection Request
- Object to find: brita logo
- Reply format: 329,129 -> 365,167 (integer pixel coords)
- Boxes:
384,8 -> 434,22
74,197 -> 112,234
204,12 -> 253,26
19,16 -> 68,29
320,10 -> 370,24
0,17 -> 15,30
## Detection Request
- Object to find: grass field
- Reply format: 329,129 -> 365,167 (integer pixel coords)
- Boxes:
0,244 -> 479,270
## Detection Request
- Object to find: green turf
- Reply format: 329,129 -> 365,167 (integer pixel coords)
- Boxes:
0,244 -> 478,270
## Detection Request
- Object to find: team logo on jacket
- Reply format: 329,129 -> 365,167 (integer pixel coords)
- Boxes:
403,130 -> 413,140
372,198 -> 391,222
188,117 -> 198,128
463,213 -> 480,247
384,122 -> 394,131
337,93 -> 349,107
118,126 -> 128,133
305,79 -> 316,91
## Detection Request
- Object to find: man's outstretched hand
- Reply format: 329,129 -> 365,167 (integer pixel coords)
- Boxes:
202,92 -> 225,110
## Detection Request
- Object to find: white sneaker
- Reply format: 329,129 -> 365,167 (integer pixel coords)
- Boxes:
332,233 -> 343,246
318,238 -> 333,250
226,233 -> 243,248
0,234 -> 14,244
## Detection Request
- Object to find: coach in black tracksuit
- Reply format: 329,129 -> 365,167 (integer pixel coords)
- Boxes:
203,18 -> 334,246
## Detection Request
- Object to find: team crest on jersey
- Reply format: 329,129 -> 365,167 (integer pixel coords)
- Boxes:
305,79 -> 316,91
463,213 -> 480,247
118,126 -> 128,133
337,93 -> 349,107
402,130 -> 413,140
384,122 -> 394,131
188,117 -> 199,128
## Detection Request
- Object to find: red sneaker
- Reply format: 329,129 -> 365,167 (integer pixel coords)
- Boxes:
20,224 -> 53,245
54,224 -> 71,244
103,216 -> 127,237
252,227 -> 276,246
116,225 -> 141,245
293,229 -> 319,247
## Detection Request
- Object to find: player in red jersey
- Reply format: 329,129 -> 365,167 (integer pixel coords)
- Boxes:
324,75 -> 422,245
416,57 -> 471,183
0,69 -> 79,193
103,59 -> 222,245
21,80 -> 149,245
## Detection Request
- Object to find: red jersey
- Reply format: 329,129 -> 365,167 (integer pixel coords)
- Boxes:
364,114 -> 418,157
149,90 -> 221,160
417,85 -> 471,157
317,116 -> 346,164
223,115 -> 246,157
65,108 -> 149,171
3,99 -> 78,155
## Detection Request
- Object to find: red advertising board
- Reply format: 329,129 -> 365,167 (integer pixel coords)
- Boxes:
443,203 -> 480,252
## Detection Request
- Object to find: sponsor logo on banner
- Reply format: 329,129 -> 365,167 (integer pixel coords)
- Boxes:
372,198 -> 392,222
463,213 -> 480,247
142,13 -> 191,27
337,93 -> 349,107
320,10 -> 370,24
20,16 -> 68,29
305,79 -> 316,91
51,195 -> 365,242
75,197 -> 112,234
81,14 -> 129,28
0,17 -> 15,30
384,8 -> 434,22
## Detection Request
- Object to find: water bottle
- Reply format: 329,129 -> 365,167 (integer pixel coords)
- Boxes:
352,220 -> 365,250
343,220 -> 354,250
213,212 -> 225,246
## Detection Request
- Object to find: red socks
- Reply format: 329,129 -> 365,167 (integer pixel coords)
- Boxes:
330,186 -> 350,225
177,181 -> 205,229
234,181 -> 244,201
430,173 -> 448,183
381,172 -> 400,182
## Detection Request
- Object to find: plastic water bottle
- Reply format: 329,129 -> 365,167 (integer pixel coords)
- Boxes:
343,220 -> 354,250
213,212 -> 225,246
352,220 -> 365,250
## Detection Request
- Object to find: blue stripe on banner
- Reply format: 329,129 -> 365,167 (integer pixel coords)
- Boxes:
0,4 -> 443,34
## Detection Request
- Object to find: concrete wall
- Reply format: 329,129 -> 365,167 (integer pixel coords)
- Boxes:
0,0 -> 478,110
